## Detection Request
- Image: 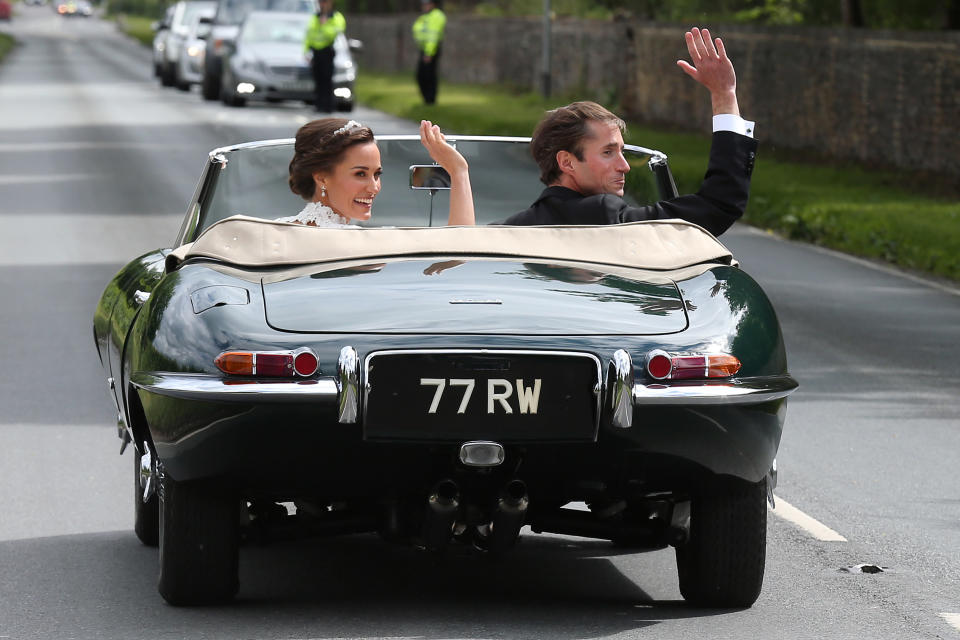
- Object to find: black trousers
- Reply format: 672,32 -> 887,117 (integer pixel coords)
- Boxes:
416,44 -> 441,105
311,45 -> 335,112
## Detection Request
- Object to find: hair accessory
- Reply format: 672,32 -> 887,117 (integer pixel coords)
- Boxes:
332,120 -> 364,137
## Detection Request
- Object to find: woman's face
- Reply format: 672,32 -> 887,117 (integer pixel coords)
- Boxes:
315,142 -> 382,221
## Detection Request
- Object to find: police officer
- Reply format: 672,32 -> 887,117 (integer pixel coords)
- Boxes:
304,0 -> 345,113
412,0 -> 445,105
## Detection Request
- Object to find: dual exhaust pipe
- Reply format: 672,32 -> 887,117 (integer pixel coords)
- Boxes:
422,478 -> 529,553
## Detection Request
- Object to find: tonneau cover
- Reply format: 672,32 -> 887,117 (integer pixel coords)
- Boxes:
166,215 -> 735,273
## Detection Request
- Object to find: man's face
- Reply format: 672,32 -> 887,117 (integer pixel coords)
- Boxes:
565,120 -> 631,197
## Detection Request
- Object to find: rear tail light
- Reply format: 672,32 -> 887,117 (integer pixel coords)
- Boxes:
215,348 -> 319,377
646,349 -> 741,380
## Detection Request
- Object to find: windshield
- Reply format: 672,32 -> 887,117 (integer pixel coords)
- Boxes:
218,0 -> 311,25
190,138 -> 663,239
180,1 -> 214,27
240,14 -> 309,43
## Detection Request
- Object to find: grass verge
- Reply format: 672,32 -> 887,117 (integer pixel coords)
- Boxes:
113,14 -> 155,47
0,33 -> 14,62
356,71 -> 960,282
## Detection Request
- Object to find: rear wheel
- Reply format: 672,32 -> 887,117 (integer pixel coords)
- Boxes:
675,478 -> 767,608
157,469 -> 240,605
133,450 -> 159,546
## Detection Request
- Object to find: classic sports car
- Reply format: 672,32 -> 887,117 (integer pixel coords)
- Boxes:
93,134 -> 797,607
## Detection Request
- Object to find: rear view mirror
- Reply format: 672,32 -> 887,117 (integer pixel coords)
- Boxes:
410,165 -> 451,190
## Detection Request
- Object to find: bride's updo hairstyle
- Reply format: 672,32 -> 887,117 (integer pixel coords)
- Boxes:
288,118 -> 375,200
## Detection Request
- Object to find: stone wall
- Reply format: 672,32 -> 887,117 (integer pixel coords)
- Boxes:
347,15 -> 960,176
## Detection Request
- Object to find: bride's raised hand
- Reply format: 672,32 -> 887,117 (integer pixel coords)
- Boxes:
419,120 -> 468,175
418,120 -> 474,226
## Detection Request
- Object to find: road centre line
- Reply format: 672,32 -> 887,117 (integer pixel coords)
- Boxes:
770,495 -> 848,542
941,613 -> 960,633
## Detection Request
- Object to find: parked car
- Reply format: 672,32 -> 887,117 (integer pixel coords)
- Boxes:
150,5 -> 174,78
155,0 -> 215,88
0,0 -> 11,20
200,0 -> 312,101
94,135 -> 797,607
219,11 -> 356,110
174,14 -> 213,90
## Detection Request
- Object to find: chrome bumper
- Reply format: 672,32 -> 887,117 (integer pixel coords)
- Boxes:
632,375 -> 798,406
131,372 -> 338,403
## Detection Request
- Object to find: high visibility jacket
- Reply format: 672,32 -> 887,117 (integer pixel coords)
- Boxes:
412,8 -> 445,57
304,10 -> 345,52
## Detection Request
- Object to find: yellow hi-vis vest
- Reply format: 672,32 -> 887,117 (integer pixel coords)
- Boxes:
412,8 -> 445,57
304,10 -> 345,52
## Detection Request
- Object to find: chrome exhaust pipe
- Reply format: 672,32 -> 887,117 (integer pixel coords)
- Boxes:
422,479 -> 460,552
485,479 -> 528,552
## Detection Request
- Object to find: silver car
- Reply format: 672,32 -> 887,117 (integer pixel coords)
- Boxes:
220,10 -> 356,110
151,5 -> 175,78
157,0 -> 215,88
175,13 -> 214,90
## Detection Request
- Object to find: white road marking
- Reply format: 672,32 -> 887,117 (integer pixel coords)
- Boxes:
0,173 -> 100,185
941,613 -> 960,633
0,141 -> 198,152
770,495 -> 848,542
0,213 -> 182,266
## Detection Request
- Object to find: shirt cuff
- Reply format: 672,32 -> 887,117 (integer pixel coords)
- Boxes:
713,114 -> 755,138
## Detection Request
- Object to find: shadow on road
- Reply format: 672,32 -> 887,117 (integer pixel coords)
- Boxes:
0,530 -> 739,638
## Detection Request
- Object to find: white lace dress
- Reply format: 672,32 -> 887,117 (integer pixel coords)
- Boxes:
276,202 -> 357,228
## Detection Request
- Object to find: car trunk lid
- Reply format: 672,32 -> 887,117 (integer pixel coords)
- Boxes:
262,258 -> 688,335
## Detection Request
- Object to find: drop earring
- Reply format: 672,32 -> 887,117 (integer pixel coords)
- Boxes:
320,185 -> 327,199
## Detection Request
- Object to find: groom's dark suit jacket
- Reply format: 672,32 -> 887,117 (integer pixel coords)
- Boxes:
500,131 -> 757,237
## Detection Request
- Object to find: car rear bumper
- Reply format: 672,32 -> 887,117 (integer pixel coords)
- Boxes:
133,371 -> 793,492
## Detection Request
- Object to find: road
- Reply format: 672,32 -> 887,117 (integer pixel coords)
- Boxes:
1,7 -> 959,639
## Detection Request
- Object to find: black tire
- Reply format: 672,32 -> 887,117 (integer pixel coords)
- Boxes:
157,470 -> 240,606
201,59 -> 220,101
159,62 -> 175,87
174,66 -> 190,91
675,478 -> 767,608
133,451 -> 159,546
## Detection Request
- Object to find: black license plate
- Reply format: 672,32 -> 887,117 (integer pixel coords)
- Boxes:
363,351 -> 600,442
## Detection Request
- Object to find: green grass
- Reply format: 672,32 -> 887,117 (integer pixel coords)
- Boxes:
114,14 -> 156,47
356,71 -> 960,282
0,33 -> 14,62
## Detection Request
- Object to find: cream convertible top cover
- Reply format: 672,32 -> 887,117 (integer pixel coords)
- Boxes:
166,215 -> 735,272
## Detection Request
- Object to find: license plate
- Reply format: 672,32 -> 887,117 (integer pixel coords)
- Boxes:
363,350 -> 601,442
279,81 -> 311,92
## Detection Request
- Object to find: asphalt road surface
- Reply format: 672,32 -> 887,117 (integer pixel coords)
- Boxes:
1,7 -> 959,639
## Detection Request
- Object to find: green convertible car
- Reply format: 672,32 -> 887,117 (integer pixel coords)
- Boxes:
93,135 -> 797,607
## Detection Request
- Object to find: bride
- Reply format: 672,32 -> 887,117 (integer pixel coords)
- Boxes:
278,118 -> 474,227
